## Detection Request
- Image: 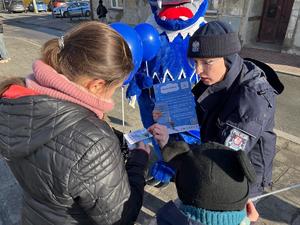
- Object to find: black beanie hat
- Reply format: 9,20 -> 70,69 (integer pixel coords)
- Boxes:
187,20 -> 241,58
162,142 -> 256,211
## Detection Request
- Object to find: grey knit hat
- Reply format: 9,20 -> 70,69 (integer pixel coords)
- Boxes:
187,21 -> 241,58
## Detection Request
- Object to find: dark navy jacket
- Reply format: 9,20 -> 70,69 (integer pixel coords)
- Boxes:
192,54 -> 281,196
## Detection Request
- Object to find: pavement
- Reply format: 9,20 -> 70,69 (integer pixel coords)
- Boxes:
0,12 -> 300,225
240,48 -> 300,77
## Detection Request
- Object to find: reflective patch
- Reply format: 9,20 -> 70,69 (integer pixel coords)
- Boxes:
192,41 -> 200,52
225,128 -> 249,151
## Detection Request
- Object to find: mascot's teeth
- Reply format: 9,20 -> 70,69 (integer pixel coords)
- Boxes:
179,16 -> 189,21
191,0 -> 194,3
161,16 -> 167,21
157,0 -> 162,9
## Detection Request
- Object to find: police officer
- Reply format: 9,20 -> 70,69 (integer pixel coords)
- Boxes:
188,20 -> 282,197
150,20 -> 283,197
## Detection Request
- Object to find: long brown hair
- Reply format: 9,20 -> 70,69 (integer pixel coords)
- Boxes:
0,21 -> 133,94
42,21 -> 133,86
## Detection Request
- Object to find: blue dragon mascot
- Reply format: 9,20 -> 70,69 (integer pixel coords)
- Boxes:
127,0 -> 208,128
126,0 -> 209,186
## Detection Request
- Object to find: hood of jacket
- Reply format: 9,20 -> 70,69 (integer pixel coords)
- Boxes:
225,54 -> 280,95
0,94 -> 91,159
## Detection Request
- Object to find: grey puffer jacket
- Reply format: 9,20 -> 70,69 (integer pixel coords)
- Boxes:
0,94 -> 148,225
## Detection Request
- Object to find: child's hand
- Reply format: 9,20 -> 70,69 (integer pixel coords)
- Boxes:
246,199 -> 259,222
136,142 -> 151,155
148,124 -> 169,149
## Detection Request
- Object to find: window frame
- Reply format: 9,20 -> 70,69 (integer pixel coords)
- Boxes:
110,0 -> 123,9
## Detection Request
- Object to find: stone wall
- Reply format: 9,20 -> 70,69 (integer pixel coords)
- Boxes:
212,0 -> 246,42
240,0 -> 264,45
115,0 -> 300,55
100,0 -> 151,24
121,0 -> 150,25
283,0 -> 300,55
99,0 -> 125,23
91,0 -> 98,20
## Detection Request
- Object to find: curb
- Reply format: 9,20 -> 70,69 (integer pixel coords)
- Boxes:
272,69 -> 300,78
275,129 -> 300,152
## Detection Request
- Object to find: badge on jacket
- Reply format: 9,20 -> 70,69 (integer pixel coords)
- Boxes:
225,128 -> 249,151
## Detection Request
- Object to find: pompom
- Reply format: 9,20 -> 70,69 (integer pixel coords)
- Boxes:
126,80 -> 142,98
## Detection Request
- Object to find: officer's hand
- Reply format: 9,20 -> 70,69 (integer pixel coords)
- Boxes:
148,124 -> 169,149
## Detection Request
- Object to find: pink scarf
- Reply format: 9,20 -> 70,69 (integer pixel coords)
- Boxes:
26,60 -> 114,119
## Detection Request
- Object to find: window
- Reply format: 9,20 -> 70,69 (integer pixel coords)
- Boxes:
207,0 -> 219,14
208,0 -> 219,10
110,0 -> 123,9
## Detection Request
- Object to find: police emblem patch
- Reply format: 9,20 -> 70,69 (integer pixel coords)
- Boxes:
225,128 -> 249,151
192,41 -> 200,52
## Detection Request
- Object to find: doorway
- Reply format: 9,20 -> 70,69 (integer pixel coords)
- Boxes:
258,0 -> 295,43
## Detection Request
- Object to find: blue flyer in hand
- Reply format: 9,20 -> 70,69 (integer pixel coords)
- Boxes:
153,79 -> 200,134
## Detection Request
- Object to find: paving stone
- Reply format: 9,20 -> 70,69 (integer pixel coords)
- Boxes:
287,141 -> 300,154
257,195 -> 299,224
272,168 -> 300,207
292,214 -> 300,225
275,149 -> 300,171
272,160 -> 289,183
276,136 -> 289,151
154,183 -> 177,202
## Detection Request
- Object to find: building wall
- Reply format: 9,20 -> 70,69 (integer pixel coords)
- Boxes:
109,0 -> 300,55
121,0 -> 150,25
91,0 -> 124,22
241,0 -> 264,45
91,0 -> 98,20
283,0 -> 300,55
100,0 -> 149,24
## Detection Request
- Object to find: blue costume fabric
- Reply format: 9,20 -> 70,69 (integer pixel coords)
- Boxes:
127,0 -> 208,135
126,1 -> 209,183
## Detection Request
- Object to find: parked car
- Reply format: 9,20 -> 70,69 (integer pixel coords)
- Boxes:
52,2 -> 72,17
48,0 -> 69,11
66,2 -> 90,18
28,1 -> 47,12
7,0 -> 26,13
